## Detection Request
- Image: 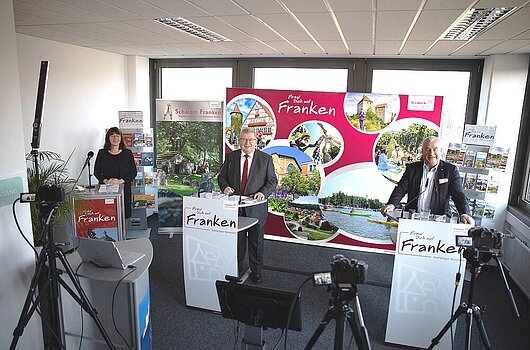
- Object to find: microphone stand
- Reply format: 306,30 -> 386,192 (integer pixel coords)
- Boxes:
86,159 -> 94,189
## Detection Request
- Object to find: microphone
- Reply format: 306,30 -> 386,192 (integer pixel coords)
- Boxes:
84,151 -> 94,166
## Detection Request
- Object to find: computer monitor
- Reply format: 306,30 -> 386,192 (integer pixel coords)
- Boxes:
215,280 -> 302,331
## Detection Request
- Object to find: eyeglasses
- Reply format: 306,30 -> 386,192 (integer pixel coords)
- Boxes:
240,138 -> 256,143
423,147 -> 440,153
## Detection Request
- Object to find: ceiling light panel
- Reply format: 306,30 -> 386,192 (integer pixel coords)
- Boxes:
155,17 -> 232,42
442,7 -> 515,41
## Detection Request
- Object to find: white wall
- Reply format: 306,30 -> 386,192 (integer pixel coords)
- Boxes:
16,34 -> 129,185
478,54 -> 530,229
0,1 -> 43,348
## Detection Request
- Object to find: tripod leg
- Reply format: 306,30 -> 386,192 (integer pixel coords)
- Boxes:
427,304 -> 467,350
333,310 -> 346,350
56,250 -> 116,349
10,249 -> 49,350
472,305 -> 491,350
304,309 -> 335,350
345,295 -> 371,350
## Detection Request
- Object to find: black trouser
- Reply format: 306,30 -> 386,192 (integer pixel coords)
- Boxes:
238,223 -> 263,275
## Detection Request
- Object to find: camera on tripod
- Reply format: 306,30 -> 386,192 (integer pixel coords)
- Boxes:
313,254 -> 367,290
36,185 -> 65,218
455,226 -> 503,252
307,255 -> 372,350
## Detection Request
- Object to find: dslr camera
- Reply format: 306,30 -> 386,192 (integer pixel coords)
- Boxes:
36,185 -> 65,218
455,227 -> 503,252
313,254 -> 367,289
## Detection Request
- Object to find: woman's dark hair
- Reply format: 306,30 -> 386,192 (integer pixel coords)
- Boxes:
103,127 -> 127,150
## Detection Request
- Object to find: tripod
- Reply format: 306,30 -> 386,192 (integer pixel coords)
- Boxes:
10,203 -> 115,349
428,248 -> 520,350
304,285 -> 371,350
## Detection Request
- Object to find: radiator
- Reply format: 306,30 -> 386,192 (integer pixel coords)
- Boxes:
503,212 -> 530,299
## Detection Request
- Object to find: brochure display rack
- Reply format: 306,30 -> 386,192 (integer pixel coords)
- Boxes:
122,127 -> 155,236
71,184 -> 126,241
446,125 -> 509,228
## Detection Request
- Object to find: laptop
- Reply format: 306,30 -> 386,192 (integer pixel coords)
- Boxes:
77,237 -> 145,269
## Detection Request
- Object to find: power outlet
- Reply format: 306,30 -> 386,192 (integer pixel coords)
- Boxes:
20,193 -> 36,203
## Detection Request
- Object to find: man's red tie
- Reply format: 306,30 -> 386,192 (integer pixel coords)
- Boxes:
241,154 -> 249,194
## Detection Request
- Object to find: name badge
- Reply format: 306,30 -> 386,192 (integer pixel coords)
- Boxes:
439,178 -> 448,184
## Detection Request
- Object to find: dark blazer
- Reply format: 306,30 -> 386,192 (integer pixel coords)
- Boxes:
218,149 -> 277,225
387,160 -> 469,217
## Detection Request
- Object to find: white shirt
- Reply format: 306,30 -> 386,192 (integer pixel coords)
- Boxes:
417,162 -> 437,213
240,151 -> 254,181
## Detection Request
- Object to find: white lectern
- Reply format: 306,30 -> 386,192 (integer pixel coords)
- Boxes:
385,219 -> 470,349
182,196 -> 258,312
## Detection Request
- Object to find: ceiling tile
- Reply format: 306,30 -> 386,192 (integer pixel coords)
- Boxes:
219,14 -> 286,41
54,0 -> 143,21
319,40 -> 351,54
183,0 -> 247,16
296,13 -> 343,41
260,40 -> 305,54
376,10 -> 417,40
17,26 -> 104,47
348,40 -> 375,54
423,0 -> 470,11
424,40 -> 470,55
374,40 -> 401,55
328,0 -> 372,12
450,39 -> 503,55
377,0 -> 423,11
335,12 -> 373,41
258,13 -> 314,41
14,1 -> 94,24
229,0 -> 286,14
281,0 -> 328,13
90,0 -> 174,18
15,0 -> 109,22
408,9 -> 463,40
481,39 -> 530,54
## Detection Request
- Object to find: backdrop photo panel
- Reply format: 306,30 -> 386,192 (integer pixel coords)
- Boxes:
225,88 -> 442,254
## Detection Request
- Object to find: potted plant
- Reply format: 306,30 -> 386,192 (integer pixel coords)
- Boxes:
26,150 -> 76,245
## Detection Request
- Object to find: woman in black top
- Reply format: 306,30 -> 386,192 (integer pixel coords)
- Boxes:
94,127 -> 137,219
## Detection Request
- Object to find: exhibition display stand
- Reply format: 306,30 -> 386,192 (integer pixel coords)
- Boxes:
182,196 -> 259,312
385,219 -> 470,349
71,184 -> 126,241
58,238 -> 153,350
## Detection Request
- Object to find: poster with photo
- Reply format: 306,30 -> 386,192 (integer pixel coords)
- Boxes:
225,88 -> 443,253
155,100 -> 224,233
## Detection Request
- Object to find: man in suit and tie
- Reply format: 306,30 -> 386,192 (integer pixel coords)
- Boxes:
381,136 -> 475,225
218,127 -> 278,283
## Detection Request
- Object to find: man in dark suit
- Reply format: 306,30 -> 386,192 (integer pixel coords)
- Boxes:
218,127 -> 278,283
381,136 -> 475,225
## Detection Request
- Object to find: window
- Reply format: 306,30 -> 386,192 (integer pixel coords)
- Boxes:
161,67 -> 232,101
510,63 -> 530,218
371,69 -> 471,144
254,68 -> 348,92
